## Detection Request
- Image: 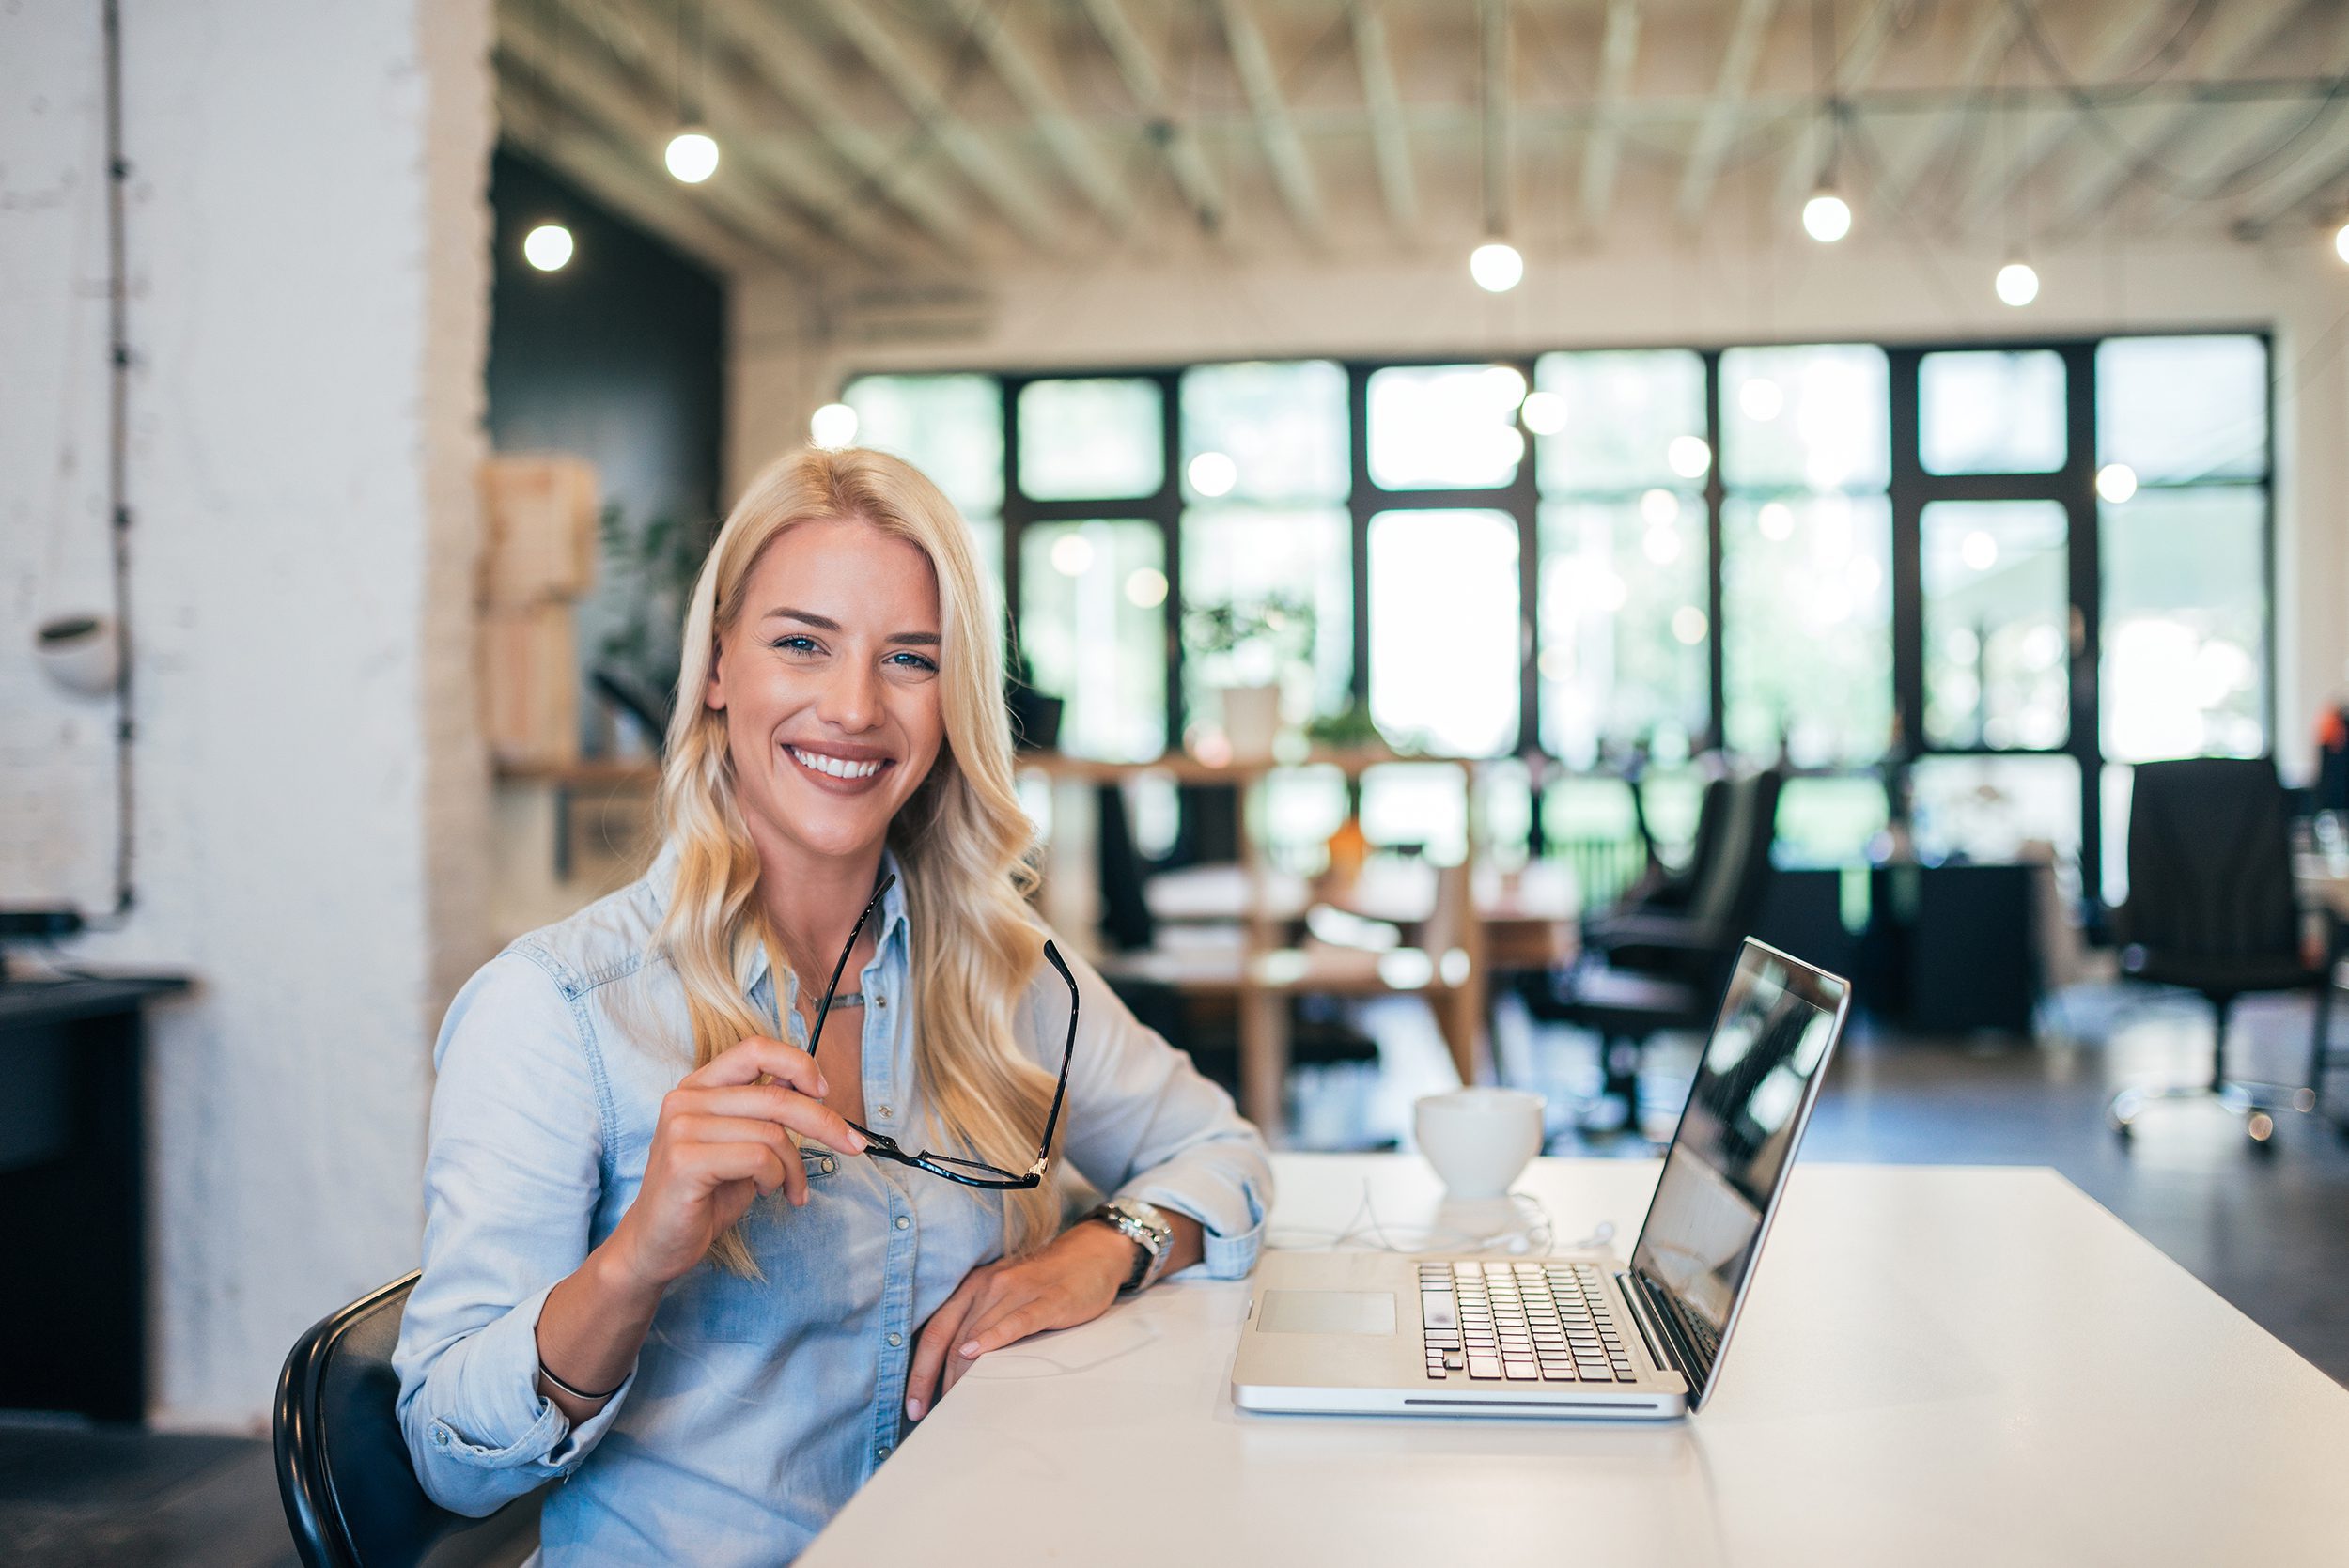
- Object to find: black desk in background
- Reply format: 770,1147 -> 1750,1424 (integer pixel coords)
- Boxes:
0,973 -> 189,1421
1754,862 -> 2041,1036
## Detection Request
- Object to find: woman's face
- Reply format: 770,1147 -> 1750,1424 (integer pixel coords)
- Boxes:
707,516 -> 946,869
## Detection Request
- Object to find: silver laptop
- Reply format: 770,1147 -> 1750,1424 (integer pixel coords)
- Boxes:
1232,938 -> 1850,1420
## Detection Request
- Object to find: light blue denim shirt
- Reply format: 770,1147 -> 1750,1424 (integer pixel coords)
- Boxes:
394,846 -> 1270,1563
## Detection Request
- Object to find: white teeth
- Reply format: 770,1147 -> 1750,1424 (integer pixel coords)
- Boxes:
790,746 -> 882,781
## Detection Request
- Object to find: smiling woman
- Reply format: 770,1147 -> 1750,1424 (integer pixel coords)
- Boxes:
715,522 -> 949,862
392,446 -> 1272,1564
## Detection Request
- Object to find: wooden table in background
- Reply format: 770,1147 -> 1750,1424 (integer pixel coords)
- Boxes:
1105,858 -> 1579,1134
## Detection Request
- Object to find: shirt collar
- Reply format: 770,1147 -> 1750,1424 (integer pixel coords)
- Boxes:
727,846 -> 909,1001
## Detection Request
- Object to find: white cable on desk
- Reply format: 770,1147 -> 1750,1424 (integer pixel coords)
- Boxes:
1267,1181 -> 1616,1258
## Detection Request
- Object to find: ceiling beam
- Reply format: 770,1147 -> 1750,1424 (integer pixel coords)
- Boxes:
1676,0 -> 1781,227
2046,0 -> 2309,233
2231,32 -> 2349,241
935,0 -> 1135,237
493,8 -> 835,272
2146,6 -> 2349,232
496,79 -> 772,276
1774,0 -> 1902,214
699,0 -> 977,257
2234,132 -> 2349,240
1348,0 -> 1418,236
1870,0 -> 2017,216
1215,0 -> 1326,241
807,0 -> 1060,251
1956,0 -> 2201,228
1579,0 -> 1641,234
1078,0 -> 1226,236
555,0 -> 906,267
1480,0 -> 1511,240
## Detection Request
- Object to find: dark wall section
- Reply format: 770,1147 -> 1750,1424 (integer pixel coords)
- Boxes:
486,147 -> 725,533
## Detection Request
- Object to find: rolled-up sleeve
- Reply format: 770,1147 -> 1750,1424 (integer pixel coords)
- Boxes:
393,951 -> 634,1515
1034,936 -> 1273,1279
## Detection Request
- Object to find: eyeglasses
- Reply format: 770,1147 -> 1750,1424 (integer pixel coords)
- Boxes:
802,872 -> 1076,1190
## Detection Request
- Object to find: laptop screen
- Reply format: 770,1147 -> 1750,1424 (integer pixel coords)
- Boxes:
1628,940 -> 1848,1409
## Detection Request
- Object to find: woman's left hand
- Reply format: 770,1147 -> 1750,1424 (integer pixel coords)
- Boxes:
905,1220 -> 1134,1421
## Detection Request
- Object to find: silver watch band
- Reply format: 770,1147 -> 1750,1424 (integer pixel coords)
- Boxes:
1089,1199 -> 1174,1293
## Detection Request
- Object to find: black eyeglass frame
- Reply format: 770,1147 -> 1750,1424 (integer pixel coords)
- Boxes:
801,872 -> 1077,1190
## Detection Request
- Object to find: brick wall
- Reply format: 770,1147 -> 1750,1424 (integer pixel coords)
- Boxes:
0,0 -> 492,1428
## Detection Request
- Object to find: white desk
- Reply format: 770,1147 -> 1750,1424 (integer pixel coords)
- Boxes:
802,1153 -> 2349,1568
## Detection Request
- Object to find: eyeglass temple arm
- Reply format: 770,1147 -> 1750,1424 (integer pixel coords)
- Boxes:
1029,940 -> 1080,1177
807,872 -> 897,1056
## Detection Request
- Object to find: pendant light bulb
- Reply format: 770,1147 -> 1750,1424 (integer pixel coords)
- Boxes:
665,128 -> 720,184
522,223 -> 574,272
1995,258 -> 2040,307
2333,220 -> 2349,265
809,402 -> 859,450
1802,188 -> 1852,243
1470,241 -> 1524,293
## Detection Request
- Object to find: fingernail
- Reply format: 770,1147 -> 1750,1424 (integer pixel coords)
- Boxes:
817,1075 -> 830,1096
851,1131 -> 870,1152
958,1341 -> 979,1358
905,1397 -> 923,1420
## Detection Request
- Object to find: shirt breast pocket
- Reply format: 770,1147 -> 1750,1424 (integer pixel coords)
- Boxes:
664,1150 -> 855,1344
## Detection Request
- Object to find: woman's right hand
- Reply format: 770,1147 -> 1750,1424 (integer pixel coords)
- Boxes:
606,1038 -> 868,1292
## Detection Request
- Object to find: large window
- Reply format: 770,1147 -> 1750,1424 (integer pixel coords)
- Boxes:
1534,349 -> 1709,768
838,330 -> 2273,909
2094,334 -> 2271,904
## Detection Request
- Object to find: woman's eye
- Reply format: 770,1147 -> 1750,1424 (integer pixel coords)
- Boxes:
772,635 -> 821,655
887,651 -> 939,673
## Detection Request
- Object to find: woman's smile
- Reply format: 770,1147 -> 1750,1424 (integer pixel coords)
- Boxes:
784,740 -> 895,792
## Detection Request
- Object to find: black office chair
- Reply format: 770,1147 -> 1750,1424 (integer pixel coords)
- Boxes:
1519,768 -> 1784,1131
275,1272 -> 540,1568
1095,783 -> 1159,954
2108,757 -> 2329,1146
1582,774 -> 1733,956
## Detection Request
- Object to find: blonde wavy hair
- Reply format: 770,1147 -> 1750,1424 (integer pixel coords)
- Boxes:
657,446 -> 1056,1273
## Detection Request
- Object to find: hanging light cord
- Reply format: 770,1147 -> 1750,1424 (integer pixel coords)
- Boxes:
1813,0 -> 1841,188
92,0 -> 137,928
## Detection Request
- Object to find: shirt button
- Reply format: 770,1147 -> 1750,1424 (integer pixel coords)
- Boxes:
877,1104 -> 894,1120
894,1215 -> 910,1231
433,1426 -> 449,1447
887,1331 -> 903,1347
818,1157 -> 836,1175
877,1444 -> 893,1461
874,995 -> 887,1009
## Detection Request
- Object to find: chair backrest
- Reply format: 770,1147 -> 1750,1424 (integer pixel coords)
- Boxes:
275,1272 -> 539,1568
1686,768 -> 1784,940
2121,757 -> 2300,961
1643,775 -> 1734,914
1095,782 -> 1159,953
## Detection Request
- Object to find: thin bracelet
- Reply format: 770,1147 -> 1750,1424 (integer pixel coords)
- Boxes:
537,1357 -> 626,1403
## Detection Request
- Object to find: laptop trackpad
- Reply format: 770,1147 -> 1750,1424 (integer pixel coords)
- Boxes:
1257,1290 -> 1397,1335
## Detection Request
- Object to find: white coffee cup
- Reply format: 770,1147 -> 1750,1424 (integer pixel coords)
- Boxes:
1414,1087 -> 1547,1199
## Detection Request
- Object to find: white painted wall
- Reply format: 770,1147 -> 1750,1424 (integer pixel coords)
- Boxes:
731,233 -> 2349,777
0,0 -> 491,1428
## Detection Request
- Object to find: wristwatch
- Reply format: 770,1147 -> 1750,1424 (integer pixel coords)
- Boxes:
1087,1198 -> 1175,1294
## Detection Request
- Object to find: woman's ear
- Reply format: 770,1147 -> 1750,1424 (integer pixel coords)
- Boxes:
704,636 -> 727,712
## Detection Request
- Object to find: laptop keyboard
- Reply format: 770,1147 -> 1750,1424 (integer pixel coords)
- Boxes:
1420,1260 -> 1641,1384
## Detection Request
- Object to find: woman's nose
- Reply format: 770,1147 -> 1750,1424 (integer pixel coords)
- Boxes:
816,659 -> 881,729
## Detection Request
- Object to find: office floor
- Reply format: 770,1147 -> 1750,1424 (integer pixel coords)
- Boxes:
6,993 -> 2346,1568
0,1420 -> 296,1567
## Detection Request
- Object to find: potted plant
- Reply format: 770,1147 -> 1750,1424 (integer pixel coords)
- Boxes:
594,503 -> 709,754
1185,594 -> 1315,762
